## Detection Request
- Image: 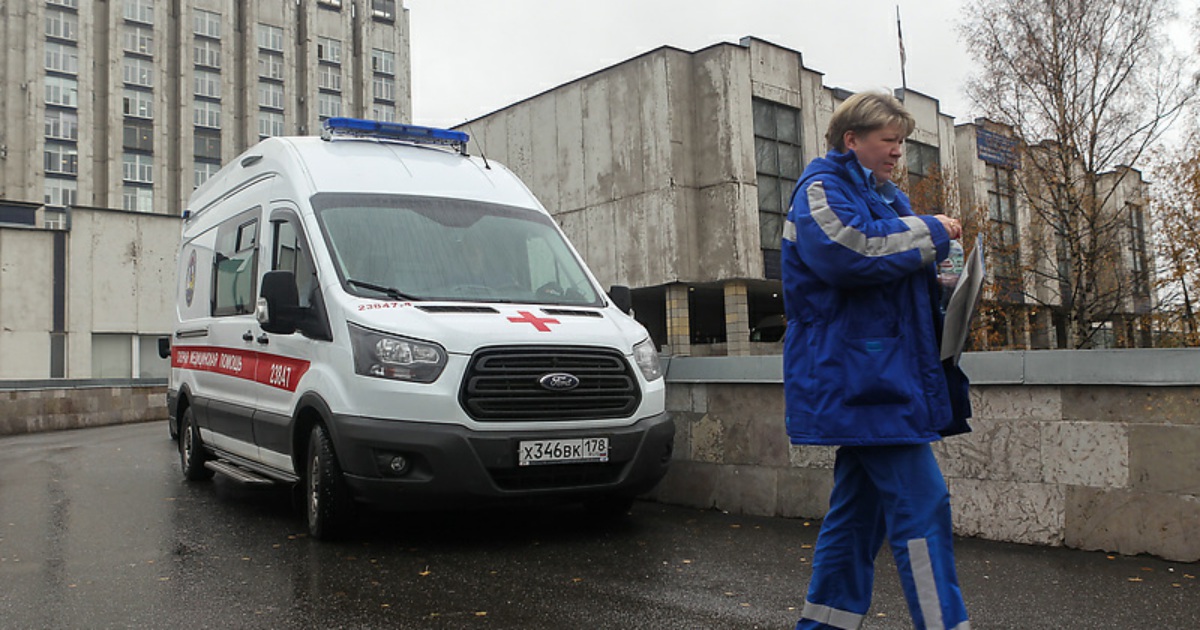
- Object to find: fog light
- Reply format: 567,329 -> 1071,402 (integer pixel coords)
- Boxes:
389,455 -> 410,475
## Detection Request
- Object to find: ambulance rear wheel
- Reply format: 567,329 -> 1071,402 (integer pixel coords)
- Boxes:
306,424 -> 354,540
179,407 -> 213,481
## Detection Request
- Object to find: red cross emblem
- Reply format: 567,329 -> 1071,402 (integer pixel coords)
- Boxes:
507,310 -> 560,332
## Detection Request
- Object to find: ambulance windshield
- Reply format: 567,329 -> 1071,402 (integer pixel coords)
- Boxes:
312,194 -> 602,306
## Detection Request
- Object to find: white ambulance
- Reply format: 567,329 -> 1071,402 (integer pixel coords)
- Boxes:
166,118 -> 673,539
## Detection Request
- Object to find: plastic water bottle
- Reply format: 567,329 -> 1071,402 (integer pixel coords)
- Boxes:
937,240 -> 964,308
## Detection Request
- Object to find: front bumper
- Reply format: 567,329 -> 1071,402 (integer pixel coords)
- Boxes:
328,412 -> 675,510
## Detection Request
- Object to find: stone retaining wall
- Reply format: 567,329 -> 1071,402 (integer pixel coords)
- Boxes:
0,381 -> 167,436
649,351 -> 1200,562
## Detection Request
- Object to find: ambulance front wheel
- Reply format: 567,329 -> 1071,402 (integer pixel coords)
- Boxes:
306,423 -> 355,540
179,407 -> 214,481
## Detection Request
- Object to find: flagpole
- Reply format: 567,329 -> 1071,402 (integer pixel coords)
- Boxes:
896,5 -> 908,93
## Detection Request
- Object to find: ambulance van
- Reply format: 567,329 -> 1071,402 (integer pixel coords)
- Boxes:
165,118 -> 673,539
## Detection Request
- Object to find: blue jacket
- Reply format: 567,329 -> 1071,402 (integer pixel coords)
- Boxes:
781,150 -> 971,445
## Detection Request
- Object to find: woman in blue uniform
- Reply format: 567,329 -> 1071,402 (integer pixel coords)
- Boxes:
782,91 -> 972,630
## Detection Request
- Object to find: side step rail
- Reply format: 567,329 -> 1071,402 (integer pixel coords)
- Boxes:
205,459 -> 276,485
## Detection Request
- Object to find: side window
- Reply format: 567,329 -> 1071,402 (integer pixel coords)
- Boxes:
212,210 -> 259,316
271,217 -> 317,307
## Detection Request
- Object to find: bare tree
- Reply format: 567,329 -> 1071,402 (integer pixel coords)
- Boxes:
1150,127 -> 1200,346
961,0 -> 1196,347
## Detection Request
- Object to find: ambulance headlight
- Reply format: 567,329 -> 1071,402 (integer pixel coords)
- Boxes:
632,338 -> 663,381
349,324 -> 446,383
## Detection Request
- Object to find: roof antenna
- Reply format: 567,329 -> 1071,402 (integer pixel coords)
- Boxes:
463,120 -> 491,169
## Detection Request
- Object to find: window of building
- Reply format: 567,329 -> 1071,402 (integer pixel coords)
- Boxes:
906,140 -> 941,190
45,177 -> 78,207
45,8 -> 79,40
47,0 -> 78,8
257,23 -> 284,52
123,88 -> 154,118
122,153 -> 153,183
92,334 -> 134,379
45,41 -> 80,74
122,56 -> 154,87
258,81 -> 284,110
212,211 -> 260,317
371,0 -> 396,21
194,161 -> 220,189
752,98 -> 803,259
122,185 -> 153,213
373,76 -> 395,102
194,70 -> 221,99
1128,204 -> 1149,297
317,92 -> 342,119
317,36 -> 342,64
193,100 -> 221,129
123,24 -> 154,55
194,9 -> 221,38
318,65 -> 341,92
371,48 -> 395,75
45,109 -> 79,141
371,102 -> 397,123
318,0 -> 342,8
123,120 -> 154,152
138,335 -> 169,378
45,143 -> 79,175
194,39 -> 221,69
45,76 -> 79,107
123,0 -> 154,25
194,130 -> 221,161
987,163 -> 1022,300
258,111 -> 284,138
258,51 -> 284,80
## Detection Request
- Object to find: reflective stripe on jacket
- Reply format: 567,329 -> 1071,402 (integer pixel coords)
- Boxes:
781,149 -> 971,445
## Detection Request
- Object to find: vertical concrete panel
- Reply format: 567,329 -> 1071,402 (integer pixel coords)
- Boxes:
554,83 -> 586,213
0,229 -> 54,378
90,212 -> 139,331
583,202 -> 616,289
607,64 -> 644,200
580,77 -> 613,208
528,96 -> 560,212
506,103 -> 533,188
134,214 -> 179,334
638,53 -> 672,191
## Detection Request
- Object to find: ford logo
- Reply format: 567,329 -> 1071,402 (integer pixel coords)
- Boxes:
539,372 -> 580,391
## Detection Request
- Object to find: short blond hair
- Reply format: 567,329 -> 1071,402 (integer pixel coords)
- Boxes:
825,91 -> 916,152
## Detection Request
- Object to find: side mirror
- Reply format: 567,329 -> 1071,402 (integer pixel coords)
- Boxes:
258,270 -> 300,335
157,337 -> 171,359
608,285 -> 632,314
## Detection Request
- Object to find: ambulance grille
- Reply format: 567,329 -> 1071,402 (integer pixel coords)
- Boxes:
460,346 -> 640,421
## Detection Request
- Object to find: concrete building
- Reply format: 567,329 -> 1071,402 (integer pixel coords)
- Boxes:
0,0 -> 412,379
1,0 -> 411,221
955,120 -> 1154,350
455,37 -> 960,356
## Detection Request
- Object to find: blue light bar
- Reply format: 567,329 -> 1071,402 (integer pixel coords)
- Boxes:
321,117 -> 470,154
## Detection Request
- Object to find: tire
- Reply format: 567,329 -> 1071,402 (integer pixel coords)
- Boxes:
179,407 -> 214,481
306,424 -> 354,540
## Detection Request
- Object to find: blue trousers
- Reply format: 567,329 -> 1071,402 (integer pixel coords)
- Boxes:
796,444 -> 969,630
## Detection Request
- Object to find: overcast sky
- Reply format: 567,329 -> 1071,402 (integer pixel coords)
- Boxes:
406,0 -> 1198,132
406,0 -> 979,129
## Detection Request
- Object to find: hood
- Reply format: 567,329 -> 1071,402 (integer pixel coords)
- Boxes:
345,300 -> 648,356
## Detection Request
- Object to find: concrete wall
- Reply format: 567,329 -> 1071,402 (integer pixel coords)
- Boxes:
0,227 -> 56,378
0,381 -> 167,436
650,350 -> 1200,562
460,39 -> 832,289
0,207 -> 178,379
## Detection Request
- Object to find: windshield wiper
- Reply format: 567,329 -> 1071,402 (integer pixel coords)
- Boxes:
347,278 -> 420,301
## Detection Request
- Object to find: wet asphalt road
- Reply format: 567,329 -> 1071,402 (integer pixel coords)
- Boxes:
1,422 -> 1197,629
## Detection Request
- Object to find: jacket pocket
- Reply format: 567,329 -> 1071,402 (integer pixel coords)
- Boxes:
843,335 -> 912,406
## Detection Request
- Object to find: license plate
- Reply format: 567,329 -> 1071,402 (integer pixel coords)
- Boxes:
518,437 -> 609,466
